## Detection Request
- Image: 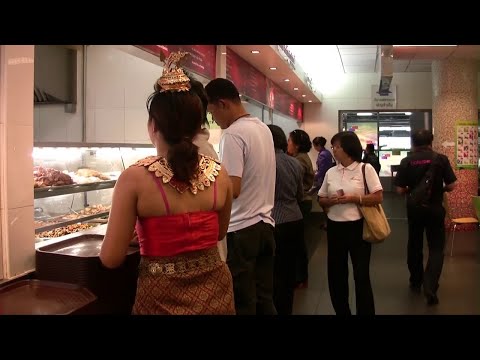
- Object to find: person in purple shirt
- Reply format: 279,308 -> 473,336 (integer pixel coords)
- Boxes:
311,137 -> 335,230
312,136 -> 335,189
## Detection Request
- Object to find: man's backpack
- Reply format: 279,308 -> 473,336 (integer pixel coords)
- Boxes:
407,153 -> 439,208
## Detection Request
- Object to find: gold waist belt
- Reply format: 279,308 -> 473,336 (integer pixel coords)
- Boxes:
140,250 -> 221,275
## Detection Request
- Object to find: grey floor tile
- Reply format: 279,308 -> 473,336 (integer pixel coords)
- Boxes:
293,192 -> 480,315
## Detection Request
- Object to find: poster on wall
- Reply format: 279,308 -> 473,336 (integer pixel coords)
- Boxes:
226,49 -> 267,105
267,79 -> 303,122
136,45 -> 216,80
455,121 -> 478,169
371,85 -> 397,110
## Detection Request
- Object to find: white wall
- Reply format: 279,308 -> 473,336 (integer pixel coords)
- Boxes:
303,72 -> 434,165
85,45 -> 162,143
273,111 -> 301,136
244,101 -> 264,122
34,47 -> 84,142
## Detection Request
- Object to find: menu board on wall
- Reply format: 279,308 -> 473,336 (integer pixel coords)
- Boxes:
455,121 -> 478,169
267,79 -> 303,122
226,49 -> 267,105
137,45 -> 216,80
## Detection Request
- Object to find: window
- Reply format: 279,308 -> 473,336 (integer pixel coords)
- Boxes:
340,110 -> 432,177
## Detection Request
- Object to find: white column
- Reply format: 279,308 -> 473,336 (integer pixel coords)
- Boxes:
0,45 -> 35,280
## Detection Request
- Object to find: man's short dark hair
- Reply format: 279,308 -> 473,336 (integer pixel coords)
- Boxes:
411,129 -> 433,147
366,143 -> 375,152
205,78 -> 241,104
312,136 -> 327,148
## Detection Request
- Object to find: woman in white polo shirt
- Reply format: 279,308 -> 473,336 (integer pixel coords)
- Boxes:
318,131 -> 383,315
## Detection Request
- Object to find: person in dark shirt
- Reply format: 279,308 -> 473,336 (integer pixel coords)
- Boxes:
394,129 -> 457,306
268,124 -> 304,315
362,143 -> 381,175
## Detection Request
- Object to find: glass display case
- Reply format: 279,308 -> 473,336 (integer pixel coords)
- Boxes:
33,142 -> 156,242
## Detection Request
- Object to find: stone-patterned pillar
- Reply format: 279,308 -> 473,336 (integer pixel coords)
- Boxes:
0,45 -> 35,280
432,59 -> 478,223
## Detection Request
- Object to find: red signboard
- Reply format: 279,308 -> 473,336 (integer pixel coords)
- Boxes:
267,79 -> 303,122
226,49 -> 267,105
137,45 -> 216,80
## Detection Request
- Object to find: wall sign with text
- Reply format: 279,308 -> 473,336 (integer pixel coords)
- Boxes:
267,79 -> 303,122
137,45 -> 216,80
371,85 -> 397,109
226,49 -> 267,105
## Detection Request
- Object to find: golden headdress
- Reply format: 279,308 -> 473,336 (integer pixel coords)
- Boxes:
157,51 -> 191,92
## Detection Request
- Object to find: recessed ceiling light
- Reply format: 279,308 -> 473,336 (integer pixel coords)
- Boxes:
269,67 -> 277,70
308,100 -> 313,103
302,94 -> 306,97
284,79 -> 290,82
221,52 -> 227,55
251,50 -> 260,54
293,87 -> 299,91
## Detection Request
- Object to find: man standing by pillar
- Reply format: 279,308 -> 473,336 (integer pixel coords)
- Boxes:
395,129 -> 457,306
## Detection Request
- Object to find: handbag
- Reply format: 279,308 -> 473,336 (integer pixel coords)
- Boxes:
358,164 -> 391,243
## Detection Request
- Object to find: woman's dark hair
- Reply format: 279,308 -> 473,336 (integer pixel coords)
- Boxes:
289,129 -> 312,153
267,124 -> 288,152
184,71 -> 209,127
331,131 -> 363,162
146,86 -> 203,183
312,136 -> 327,148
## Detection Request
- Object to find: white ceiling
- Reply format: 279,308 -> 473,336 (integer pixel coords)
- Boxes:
337,45 -> 480,73
337,45 -> 378,73
228,45 -> 319,103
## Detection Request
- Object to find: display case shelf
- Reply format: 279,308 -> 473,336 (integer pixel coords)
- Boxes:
34,180 -> 117,199
35,211 -> 110,234
32,142 -> 157,243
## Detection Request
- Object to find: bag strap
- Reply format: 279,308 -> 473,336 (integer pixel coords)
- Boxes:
410,152 -> 439,191
362,163 -> 370,195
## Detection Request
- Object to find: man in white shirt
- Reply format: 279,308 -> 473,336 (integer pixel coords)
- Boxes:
189,75 -> 227,262
205,78 -> 276,315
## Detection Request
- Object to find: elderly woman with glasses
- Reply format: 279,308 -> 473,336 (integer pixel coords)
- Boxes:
318,131 -> 383,315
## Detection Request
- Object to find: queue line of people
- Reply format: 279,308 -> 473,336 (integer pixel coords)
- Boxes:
99,51 -> 456,315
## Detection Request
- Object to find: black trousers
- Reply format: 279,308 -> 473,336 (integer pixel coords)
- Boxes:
296,200 -> 312,284
273,219 -> 304,315
327,218 -> 375,315
407,205 -> 446,296
226,221 -> 276,315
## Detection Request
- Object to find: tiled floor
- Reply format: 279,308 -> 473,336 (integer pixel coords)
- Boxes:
293,192 -> 480,315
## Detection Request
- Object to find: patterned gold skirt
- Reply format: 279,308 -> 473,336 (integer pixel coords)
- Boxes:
132,247 -> 235,315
